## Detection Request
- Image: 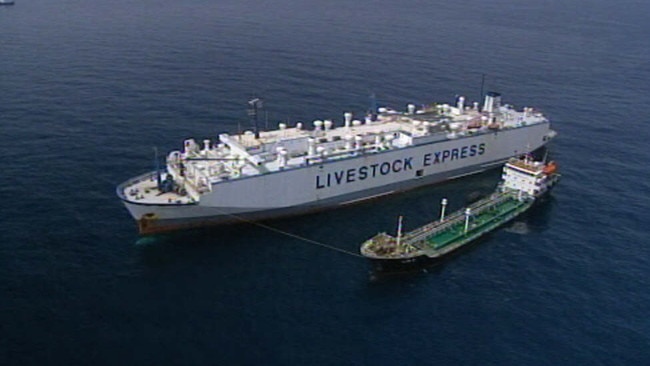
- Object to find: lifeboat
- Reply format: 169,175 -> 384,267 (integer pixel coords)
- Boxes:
543,161 -> 558,174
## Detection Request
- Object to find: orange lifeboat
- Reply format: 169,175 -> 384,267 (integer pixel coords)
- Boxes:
543,161 -> 558,174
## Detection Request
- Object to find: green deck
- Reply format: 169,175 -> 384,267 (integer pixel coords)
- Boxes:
421,195 -> 530,251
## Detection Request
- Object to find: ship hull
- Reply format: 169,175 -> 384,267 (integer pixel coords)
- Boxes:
122,162 -> 493,234
119,123 -> 554,234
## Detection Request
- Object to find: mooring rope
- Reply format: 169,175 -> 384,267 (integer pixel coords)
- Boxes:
214,208 -> 366,258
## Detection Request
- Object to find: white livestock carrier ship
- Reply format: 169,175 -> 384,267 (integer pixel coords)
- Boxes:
117,92 -> 556,234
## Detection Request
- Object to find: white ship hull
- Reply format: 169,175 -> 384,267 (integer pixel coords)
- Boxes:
119,121 -> 554,234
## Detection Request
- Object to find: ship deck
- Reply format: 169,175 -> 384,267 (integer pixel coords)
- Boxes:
118,172 -> 195,205
421,197 -> 524,251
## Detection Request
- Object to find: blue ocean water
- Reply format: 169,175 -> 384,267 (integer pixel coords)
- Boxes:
2,0 -> 650,364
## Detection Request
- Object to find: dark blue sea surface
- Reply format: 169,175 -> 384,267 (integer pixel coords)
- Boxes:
2,0 -> 649,364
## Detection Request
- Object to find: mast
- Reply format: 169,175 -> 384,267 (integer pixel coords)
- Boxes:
478,73 -> 485,110
396,216 -> 403,247
248,98 -> 263,139
154,147 -> 162,189
368,93 -> 378,121
440,198 -> 448,222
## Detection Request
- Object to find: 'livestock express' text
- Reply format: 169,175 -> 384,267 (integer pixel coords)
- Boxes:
315,143 -> 486,189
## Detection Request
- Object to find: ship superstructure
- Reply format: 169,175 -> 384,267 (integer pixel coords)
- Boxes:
117,92 -> 556,234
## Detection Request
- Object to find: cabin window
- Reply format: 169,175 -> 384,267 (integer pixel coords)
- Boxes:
416,169 -> 424,177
